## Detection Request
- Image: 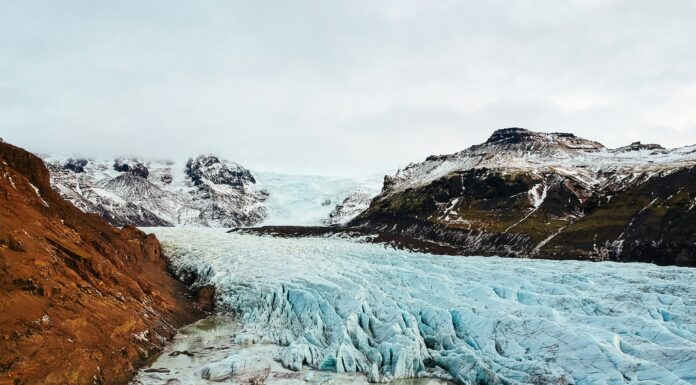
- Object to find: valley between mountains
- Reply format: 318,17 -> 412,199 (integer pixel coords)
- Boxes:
43,127 -> 696,266
1,127 -> 695,385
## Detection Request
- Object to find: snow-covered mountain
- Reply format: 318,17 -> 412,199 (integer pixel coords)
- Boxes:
378,127 -> 695,195
43,155 -> 381,228
352,128 -> 696,266
44,155 -> 269,227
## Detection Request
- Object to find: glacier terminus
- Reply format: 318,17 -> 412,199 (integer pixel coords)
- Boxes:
132,228 -> 696,385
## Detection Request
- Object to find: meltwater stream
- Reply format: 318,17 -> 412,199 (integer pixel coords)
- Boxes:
133,228 -> 696,385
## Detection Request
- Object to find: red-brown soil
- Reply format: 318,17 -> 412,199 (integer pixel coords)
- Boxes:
0,141 -> 203,385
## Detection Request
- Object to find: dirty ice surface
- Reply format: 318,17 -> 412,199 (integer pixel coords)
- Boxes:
131,314 -> 450,385
135,228 -> 696,385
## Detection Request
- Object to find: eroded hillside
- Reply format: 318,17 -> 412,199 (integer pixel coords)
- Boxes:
0,142 -> 202,384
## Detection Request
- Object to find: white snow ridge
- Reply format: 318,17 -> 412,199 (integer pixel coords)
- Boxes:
136,228 -> 696,385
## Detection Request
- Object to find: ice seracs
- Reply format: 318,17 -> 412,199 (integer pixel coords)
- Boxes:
138,228 -> 696,385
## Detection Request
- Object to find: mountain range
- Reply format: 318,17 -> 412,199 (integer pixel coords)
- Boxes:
43,155 -> 269,227
39,127 -> 696,266
42,155 -> 381,229
3,127 -> 696,385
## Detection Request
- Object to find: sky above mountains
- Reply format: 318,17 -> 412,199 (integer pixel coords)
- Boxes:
2,0 -> 696,176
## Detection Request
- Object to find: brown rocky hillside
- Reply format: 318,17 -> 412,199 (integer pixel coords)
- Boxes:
0,141 -> 202,385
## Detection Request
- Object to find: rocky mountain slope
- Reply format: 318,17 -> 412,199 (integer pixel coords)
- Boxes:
351,128 -> 696,266
43,155 -> 268,227
0,141 -> 202,384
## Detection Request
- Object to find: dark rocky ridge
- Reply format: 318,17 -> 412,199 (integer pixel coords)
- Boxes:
113,160 -> 150,178
62,158 -> 89,173
351,128 -> 696,266
473,127 -> 605,153
613,141 -> 664,153
231,226 -> 466,256
186,155 -> 256,187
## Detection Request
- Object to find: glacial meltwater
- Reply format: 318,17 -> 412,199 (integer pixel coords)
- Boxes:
132,228 -> 696,385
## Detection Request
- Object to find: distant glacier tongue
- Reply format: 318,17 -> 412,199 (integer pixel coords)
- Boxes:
149,228 -> 696,385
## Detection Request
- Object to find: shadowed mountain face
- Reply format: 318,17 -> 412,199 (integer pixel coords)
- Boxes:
0,142 -> 202,385
351,128 -> 696,266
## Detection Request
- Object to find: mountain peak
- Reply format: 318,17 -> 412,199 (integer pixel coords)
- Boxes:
485,127 -> 535,144
612,141 -> 664,153
481,127 -> 604,152
186,154 -> 257,187
63,158 -> 89,173
114,159 -> 149,178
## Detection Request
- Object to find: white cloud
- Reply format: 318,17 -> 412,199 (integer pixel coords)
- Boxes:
1,0 -> 695,175
646,85 -> 696,133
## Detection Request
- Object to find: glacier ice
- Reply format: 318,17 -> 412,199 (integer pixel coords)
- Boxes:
145,228 -> 696,384
254,172 -> 382,226
131,314 -> 450,385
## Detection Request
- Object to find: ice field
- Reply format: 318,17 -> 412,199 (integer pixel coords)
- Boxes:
135,228 -> 696,384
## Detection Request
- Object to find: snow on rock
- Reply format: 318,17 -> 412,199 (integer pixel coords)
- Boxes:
43,155 -> 268,227
382,127 -> 696,196
29,182 -> 50,207
528,183 -> 547,209
147,227 -> 696,385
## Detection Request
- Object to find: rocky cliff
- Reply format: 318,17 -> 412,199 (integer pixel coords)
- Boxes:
0,142 -> 202,384
351,128 -> 696,266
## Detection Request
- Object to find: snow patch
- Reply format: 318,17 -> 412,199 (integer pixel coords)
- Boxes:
529,182 -> 548,209
504,183 -> 548,232
29,182 -> 49,207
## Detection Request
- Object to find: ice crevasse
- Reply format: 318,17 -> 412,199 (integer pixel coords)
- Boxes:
151,227 -> 696,385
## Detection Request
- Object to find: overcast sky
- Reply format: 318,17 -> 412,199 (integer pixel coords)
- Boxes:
2,1 -> 696,176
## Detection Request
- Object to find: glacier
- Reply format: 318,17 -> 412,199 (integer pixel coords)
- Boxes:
255,172 -> 382,226
136,228 -> 696,385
